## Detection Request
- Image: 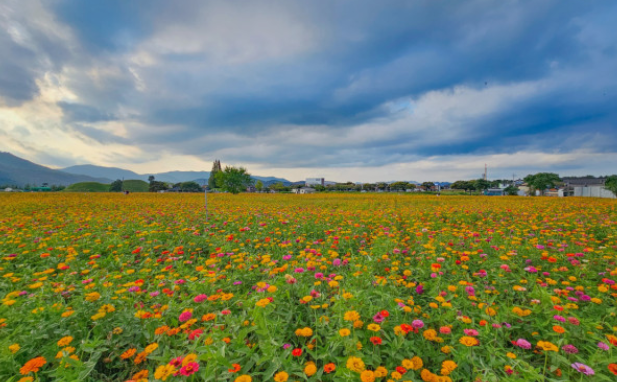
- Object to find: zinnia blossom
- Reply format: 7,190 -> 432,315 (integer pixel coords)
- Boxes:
571,363 -> 594,375
20,357 -> 46,375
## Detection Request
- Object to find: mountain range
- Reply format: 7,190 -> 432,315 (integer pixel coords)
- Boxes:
0,152 -> 110,186
0,152 -> 293,187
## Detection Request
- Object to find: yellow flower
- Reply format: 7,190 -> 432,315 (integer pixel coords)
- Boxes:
274,371 -> 289,382
354,320 -> 364,329
360,370 -> 375,382
536,341 -> 558,352
9,343 -> 20,354
344,310 -> 360,321
256,298 -> 270,307
391,371 -> 402,380
421,369 -> 436,382
374,366 -> 388,377
85,292 -> 101,302
346,356 -> 366,373
367,323 -> 381,332
459,336 -> 479,347
423,329 -> 437,341
506,352 -> 516,359
182,353 -> 197,366
440,360 -> 457,376
339,328 -> 351,337
304,361 -> 317,376
410,356 -> 423,370
144,343 -> 158,354
441,346 -> 452,354
234,375 -> 252,382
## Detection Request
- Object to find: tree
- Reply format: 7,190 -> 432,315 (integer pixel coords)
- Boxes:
504,185 -> 519,196
421,182 -> 435,191
524,173 -> 560,195
215,166 -> 253,194
474,179 -> 491,192
109,179 -> 123,192
255,180 -> 264,192
208,160 -> 222,189
148,175 -> 155,183
149,181 -> 168,192
180,181 -> 202,192
605,175 -> 617,197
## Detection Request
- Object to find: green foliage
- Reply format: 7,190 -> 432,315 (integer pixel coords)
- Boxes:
215,166 -> 253,194
122,180 -> 149,192
255,180 -> 264,192
605,175 -> 617,197
64,182 -> 109,192
524,172 -> 561,195
421,181 -> 435,190
173,181 -> 202,192
474,178 -> 491,191
208,160 -> 222,189
148,180 -> 168,192
504,185 -> 519,195
109,179 -> 123,192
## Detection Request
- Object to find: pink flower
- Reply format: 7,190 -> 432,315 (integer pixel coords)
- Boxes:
515,339 -> 531,349
411,320 -> 424,329
373,313 -> 385,323
194,294 -> 208,303
179,362 -> 200,376
332,259 -> 342,266
179,311 -> 192,322
571,363 -> 594,375
464,329 -> 478,336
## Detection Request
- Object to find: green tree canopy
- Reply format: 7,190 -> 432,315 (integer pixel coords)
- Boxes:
524,172 -> 561,195
214,166 -> 253,194
474,179 -> 491,191
605,175 -> 617,197
109,179 -> 123,192
208,160 -> 222,189
255,180 -> 263,192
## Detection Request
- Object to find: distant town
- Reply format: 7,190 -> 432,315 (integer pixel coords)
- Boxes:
1,153 -> 616,199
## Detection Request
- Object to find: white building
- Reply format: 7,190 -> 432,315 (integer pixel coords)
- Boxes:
305,178 -> 324,187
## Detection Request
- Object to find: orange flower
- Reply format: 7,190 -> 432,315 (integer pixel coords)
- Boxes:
120,348 -> 137,360
324,363 -> 336,373
552,325 -> 565,334
20,357 -> 47,375
609,364 -> 617,376
134,351 -> 147,364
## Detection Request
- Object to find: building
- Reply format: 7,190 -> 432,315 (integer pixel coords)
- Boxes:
485,188 -> 505,196
305,178 -> 325,187
562,177 -> 615,198
292,187 -> 316,194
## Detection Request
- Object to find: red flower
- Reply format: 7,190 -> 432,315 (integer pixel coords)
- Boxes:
292,348 -> 303,357
370,336 -> 382,345
400,324 -> 413,334
396,366 -> 407,374
380,310 -> 390,318
228,363 -> 241,373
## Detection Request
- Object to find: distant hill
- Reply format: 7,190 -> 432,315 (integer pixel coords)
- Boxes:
61,164 -> 293,185
0,152 -> 112,187
122,180 -> 149,192
62,164 -> 143,181
64,182 -> 109,192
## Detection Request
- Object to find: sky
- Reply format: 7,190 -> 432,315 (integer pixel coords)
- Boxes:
1,0 -> 616,182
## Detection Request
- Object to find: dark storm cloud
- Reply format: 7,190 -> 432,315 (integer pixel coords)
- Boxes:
2,0 -> 617,170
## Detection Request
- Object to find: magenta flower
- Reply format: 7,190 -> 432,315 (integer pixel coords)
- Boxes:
515,339 -> 531,349
562,344 -> 578,354
411,320 -> 424,329
598,342 -> 610,351
373,313 -> 385,323
571,363 -> 594,375
179,311 -> 192,322
194,294 -> 208,303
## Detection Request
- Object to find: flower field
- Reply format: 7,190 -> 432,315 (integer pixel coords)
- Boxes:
1,193 -> 616,382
